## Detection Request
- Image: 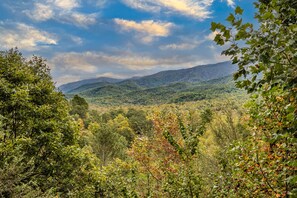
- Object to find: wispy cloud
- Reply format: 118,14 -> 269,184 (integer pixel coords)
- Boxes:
70,35 -> 83,45
114,19 -> 174,43
225,0 -> 235,7
0,22 -> 57,51
205,30 -> 219,41
55,75 -> 82,86
54,0 -> 79,10
96,72 -> 128,79
159,43 -> 196,50
24,0 -> 97,28
25,3 -> 54,21
122,0 -> 214,20
50,50 -> 208,85
50,51 -> 159,72
58,12 -> 97,28
50,50 -> 202,73
50,52 -> 97,73
93,0 -> 109,8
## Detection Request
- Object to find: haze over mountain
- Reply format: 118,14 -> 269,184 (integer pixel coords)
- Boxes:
59,62 -> 240,105
60,62 -> 236,93
59,77 -> 121,93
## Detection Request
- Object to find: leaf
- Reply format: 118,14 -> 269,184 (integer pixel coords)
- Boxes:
226,14 -> 235,23
211,22 -> 218,31
262,12 -> 272,20
235,6 -> 243,15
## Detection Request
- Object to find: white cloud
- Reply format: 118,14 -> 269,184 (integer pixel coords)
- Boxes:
55,75 -> 82,86
205,31 -> 219,41
50,53 -> 97,73
96,72 -> 128,79
114,19 -> 174,43
160,34 -> 206,50
70,36 -> 83,45
122,0 -> 213,20
0,22 -> 57,51
25,0 -> 97,28
208,44 -> 231,62
54,0 -> 79,10
25,3 -> 54,21
122,0 -> 160,12
50,50 -> 204,75
59,12 -> 97,27
226,0 -> 235,7
50,50 -> 223,85
160,43 -> 196,50
51,51 -> 159,72
94,0 -> 108,7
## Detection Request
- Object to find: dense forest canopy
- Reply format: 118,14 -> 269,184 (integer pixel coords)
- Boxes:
0,0 -> 296,197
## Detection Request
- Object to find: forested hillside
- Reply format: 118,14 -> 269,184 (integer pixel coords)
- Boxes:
59,77 -> 121,93
0,0 -> 296,197
61,62 -> 240,105
118,61 -> 237,88
60,61 -> 236,94
66,76 -> 241,105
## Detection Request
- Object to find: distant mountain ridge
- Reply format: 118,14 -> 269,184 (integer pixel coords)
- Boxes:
59,61 -> 237,94
58,61 -> 242,105
59,77 -> 122,93
119,61 -> 237,88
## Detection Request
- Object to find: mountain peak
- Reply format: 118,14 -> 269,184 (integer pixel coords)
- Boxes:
59,61 -> 236,93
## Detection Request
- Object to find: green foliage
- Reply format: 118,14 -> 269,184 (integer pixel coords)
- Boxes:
124,108 -> 215,197
212,2 -> 296,93
70,94 -> 89,119
89,122 -> 128,166
164,109 -> 212,161
95,159 -> 139,197
162,109 -> 212,197
212,0 -> 297,196
0,49 -> 98,197
62,62 -> 236,93
126,108 -> 153,136
62,61 -> 241,106
68,76 -> 241,106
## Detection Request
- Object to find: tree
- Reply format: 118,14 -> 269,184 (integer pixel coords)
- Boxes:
89,122 -> 127,167
112,114 -> 136,145
70,94 -> 89,119
211,0 -> 297,196
126,108 -> 153,136
128,108 -> 212,197
0,49 -> 98,197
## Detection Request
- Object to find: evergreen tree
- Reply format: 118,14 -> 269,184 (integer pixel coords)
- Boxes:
70,94 -> 89,119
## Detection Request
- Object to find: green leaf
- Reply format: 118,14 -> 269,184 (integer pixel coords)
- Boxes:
226,14 -> 235,23
235,6 -> 243,15
211,22 -> 218,31
262,12 -> 272,20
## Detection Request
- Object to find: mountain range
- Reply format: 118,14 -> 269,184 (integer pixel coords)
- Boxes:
59,62 -> 240,105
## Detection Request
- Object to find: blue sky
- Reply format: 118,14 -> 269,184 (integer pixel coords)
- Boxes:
0,0 -> 255,85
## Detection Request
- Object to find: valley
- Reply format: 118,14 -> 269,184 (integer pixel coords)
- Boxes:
60,62 -> 243,105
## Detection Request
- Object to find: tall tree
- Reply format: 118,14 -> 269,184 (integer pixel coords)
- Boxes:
211,0 -> 297,196
89,122 -> 128,167
0,49 -> 98,197
70,94 -> 89,119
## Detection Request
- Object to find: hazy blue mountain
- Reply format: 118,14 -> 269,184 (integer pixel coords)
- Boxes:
119,61 -> 236,88
60,61 -> 236,94
67,82 -> 113,94
59,77 -> 122,93
61,61 -> 240,105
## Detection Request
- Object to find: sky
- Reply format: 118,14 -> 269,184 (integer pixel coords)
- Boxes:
0,0 -> 256,85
